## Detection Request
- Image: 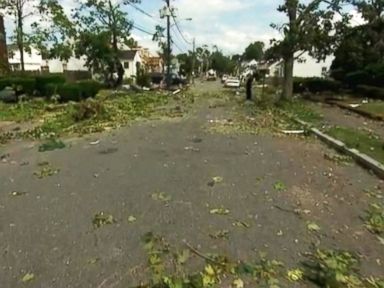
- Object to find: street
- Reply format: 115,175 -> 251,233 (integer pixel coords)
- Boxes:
0,81 -> 383,287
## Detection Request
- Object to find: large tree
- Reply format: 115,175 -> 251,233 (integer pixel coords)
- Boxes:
331,0 -> 384,80
30,0 -> 75,62
73,0 -> 139,86
243,41 -> 264,61
0,0 -> 35,71
269,0 -> 349,100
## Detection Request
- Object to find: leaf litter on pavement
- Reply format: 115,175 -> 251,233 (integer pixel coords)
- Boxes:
33,162 -> 60,179
210,207 -> 230,215
92,212 -> 116,228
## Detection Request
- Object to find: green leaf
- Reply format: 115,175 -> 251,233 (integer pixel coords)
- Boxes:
21,272 -> 35,283
307,222 -> 321,232
274,181 -> 286,191
176,249 -> 190,265
210,207 -> 230,215
128,215 -> 137,223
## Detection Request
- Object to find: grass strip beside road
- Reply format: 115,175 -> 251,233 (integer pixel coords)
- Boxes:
327,126 -> 384,164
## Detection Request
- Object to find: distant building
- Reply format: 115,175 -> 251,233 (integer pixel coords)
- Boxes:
267,53 -> 334,78
7,45 -> 42,72
0,14 -> 8,74
118,50 -> 143,79
147,56 -> 164,73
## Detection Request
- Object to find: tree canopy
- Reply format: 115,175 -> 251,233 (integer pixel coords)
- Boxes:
243,41 -> 264,61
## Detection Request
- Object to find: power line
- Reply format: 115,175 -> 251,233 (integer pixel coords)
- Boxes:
131,24 -> 154,36
171,27 -> 189,52
127,2 -> 156,20
171,39 -> 186,54
171,13 -> 192,45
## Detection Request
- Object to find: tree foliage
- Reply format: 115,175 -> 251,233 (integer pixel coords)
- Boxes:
73,0 -> 140,86
0,0 -> 35,71
243,41 -> 264,61
270,0 -> 349,99
331,0 -> 384,81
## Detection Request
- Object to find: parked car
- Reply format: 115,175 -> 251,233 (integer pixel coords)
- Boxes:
206,69 -> 217,81
224,77 -> 241,88
221,74 -> 229,83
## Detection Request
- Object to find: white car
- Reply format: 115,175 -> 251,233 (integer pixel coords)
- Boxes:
224,77 -> 241,88
221,74 -> 229,83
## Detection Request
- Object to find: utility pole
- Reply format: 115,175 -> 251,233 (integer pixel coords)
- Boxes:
191,37 -> 195,84
166,0 -> 171,89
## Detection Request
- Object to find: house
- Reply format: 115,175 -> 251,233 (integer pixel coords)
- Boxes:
118,50 -> 143,79
7,44 -> 42,71
46,57 -> 88,73
147,56 -> 164,73
267,53 -> 334,78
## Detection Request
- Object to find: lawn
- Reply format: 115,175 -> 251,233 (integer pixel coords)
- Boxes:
327,126 -> 384,164
358,102 -> 384,117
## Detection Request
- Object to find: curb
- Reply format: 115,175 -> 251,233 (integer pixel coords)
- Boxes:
289,115 -> 384,180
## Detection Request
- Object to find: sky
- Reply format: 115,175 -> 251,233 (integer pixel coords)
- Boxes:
2,0 -> 364,56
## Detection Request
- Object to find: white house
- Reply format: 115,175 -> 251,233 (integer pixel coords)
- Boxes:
7,45 -> 42,71
268,53 -> 333,78
118,50 -> 143,79
46,57 -> 88,73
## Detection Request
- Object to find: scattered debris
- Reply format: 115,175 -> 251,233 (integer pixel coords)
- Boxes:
151,192 -> 172,203
38,138 -> 66,152
274,181 -> 286,192
128,215 -> 137,223
232,278 -> 244,288
210,207 -> 230,215
303,249 -> 362,287
365,203 -> 384,235
99,147 -> 118,155
34,162 -> 60,179
209,230 -> 229,240
287,269 -> 304,282
307,222 -> 321,232
92,212 -> 116,228
21,272 -> 35,283
232,220 -> 251,228
87,257 -> 100,265
281,130 -> 305,135
208,176 -> 224,187
9,191 -> 27,197
324,152 -> 352,164
184,146 -> 200,152
90,140 -> 100,145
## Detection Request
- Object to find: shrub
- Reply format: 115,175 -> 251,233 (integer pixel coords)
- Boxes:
345,70 -> 370,88
355,85 -> 384,100
76,80 -> 103,99
365,63 -> 384,87
294,78 -> 341,94
35,74 -> 66,97
0,77 -> 36,95
72,99 -> 107,122
136,70 -> 151,87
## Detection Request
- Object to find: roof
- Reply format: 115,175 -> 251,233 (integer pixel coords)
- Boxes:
118,50 -> 138,60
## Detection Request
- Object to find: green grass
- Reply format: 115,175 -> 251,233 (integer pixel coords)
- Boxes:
358,102 -> 384,117
280,100 -> 323,124
0,100 -> 49,122
327,126 -> 384,164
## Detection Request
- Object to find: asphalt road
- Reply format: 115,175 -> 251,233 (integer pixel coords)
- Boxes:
0,81 -> 383,287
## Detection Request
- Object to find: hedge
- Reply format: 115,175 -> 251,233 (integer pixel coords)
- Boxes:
35,74 -> 66,96
46,80 -> 103,102
294,78 -> 341,94
0,77 -> 36,95
355,85 -> 384,100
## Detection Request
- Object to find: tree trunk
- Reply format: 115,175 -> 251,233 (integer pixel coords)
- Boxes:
282,54 -> 294,100
17,9 -> 25,72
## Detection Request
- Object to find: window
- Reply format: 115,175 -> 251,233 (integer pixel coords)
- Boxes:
8,50 -> 14,59
124,62 -> 129,69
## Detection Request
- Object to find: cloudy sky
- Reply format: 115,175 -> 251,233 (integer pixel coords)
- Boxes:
3,0 -> 363,56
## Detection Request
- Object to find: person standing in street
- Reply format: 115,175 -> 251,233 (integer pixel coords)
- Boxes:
246,70 -> 255,101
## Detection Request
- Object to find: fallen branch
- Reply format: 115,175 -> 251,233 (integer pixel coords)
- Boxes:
183,240 -> 226,266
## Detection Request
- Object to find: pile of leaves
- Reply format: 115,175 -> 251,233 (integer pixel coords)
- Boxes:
365,203 -> 384,235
